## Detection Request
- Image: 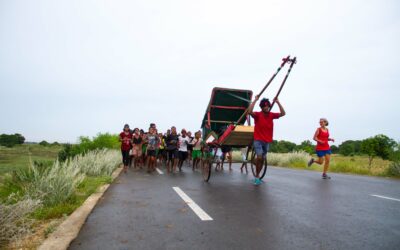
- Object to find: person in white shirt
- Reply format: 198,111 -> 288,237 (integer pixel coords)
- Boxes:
178,129 -> 191,171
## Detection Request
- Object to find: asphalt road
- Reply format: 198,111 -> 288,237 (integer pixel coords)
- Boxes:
69,164 -> 400,250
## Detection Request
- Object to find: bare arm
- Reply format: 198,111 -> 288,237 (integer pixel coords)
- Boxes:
274,98 -> 286,117
247,95 -> 260,116
313,129 -> 324,144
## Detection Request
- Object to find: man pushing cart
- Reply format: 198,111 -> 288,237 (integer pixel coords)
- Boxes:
200,56 -> 297,183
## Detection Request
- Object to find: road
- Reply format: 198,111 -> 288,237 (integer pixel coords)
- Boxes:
69,164 -> 400,250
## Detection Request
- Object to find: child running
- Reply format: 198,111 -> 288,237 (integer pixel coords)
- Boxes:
146,127 -> 160,173
240,147 -> 248,173
166,126 -> 179,173
178,129 -> 191,171
190,131 -> 203,170
308,118 -> 335,179
132,128 -> 143,169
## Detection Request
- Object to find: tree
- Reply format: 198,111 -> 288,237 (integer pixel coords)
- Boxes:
338,140 -> 362,156
39,140 -> 49,146
269,140 -> 297,153
361,134 -> 396,167
296,140 -> 314,154
0,133 -> 25,147
330,145 -> 339,154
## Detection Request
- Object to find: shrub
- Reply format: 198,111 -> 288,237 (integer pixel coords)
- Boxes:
20,160 -> 85,206
387,161 -> 400,177
0,196 -> 41,247
58,133 -> 119,162
266,151 -> 309,167
74,149 -> 120,176
39,141 -> 50,146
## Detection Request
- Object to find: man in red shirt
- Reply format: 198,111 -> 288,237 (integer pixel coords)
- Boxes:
248,95 -> 286,185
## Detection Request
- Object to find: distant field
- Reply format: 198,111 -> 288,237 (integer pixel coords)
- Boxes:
0,144 -> 62,177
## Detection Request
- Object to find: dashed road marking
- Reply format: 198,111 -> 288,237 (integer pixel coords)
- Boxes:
371,194 -> 400,202
172,187 -> 213,221
156,168 -> 164,175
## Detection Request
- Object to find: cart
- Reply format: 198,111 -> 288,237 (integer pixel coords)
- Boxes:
200,56 -> 297,182
199,87 -> 268,182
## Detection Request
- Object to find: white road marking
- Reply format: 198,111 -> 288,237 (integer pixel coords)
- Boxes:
172,187 -> 213,221
156,168 -> 164,175
371,194 -> 400,202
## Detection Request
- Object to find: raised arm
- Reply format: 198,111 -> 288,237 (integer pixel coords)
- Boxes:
247,95 -> 260,116
274,98 -> 286,117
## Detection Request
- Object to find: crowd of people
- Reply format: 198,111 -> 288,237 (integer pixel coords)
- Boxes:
119,123 -> 233,174
119,96 -> 334,184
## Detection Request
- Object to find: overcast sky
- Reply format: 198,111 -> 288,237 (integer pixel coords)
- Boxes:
1,0 -> 399,144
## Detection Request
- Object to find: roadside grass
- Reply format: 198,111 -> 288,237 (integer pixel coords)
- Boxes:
32,175 -> 112,220
232,151 -> 393,177
0,147 -> 120,249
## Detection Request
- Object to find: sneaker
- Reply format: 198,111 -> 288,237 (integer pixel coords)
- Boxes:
253,178 -> 262,185
322,174 -> 331,179
307,158 -> 314,167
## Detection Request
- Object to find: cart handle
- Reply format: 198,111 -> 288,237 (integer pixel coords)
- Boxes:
236,56 -> 292,124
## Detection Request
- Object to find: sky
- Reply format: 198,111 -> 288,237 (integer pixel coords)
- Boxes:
0,0 -> 399,144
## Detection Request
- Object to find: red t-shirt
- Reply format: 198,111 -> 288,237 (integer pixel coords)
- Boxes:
251,111 -> 280,143
120,132 -> 132,151
315,128 -> 330,151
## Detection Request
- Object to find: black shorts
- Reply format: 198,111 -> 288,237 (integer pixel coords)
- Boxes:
221,146 -> 232,153
179,151 -> 188,161
168,149 -> 179,159
147,150 -> 157,157
158,149 -> 165,156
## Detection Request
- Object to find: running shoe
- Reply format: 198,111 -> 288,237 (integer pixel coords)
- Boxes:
253,178 -> 262,185
322,173 -> 331,179
307,158 -> 314,167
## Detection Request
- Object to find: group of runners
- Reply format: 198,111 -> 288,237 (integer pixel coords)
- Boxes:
119,123 -> 233,174
119,96 -> 334,185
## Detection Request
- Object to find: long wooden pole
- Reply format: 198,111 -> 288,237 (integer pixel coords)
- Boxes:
269,57 -> 297,110
236,56 -> 291,124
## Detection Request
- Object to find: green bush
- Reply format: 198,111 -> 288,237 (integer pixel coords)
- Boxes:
0,133 -> 25,147
39,140 -> 50,146
387,161 -> 400,177
58,133 -> 119,162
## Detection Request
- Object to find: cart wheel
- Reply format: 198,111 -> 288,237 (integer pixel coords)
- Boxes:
250,148 -> 268,180
201,159 -> 212,182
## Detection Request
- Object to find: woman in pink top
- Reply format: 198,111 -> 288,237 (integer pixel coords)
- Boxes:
308,118 -> 335,179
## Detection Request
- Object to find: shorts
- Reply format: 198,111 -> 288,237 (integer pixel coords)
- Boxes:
142,145 -> 147,154
221,145 -> 232,153
179,151 -> 188,161
147,150 -> 157,157
316,150 -> 332,157
202,149 -> 214,160
158,149 -> 165,157
192,150 -> 202,159
168,149 -> 179,159
253,140 -> 270,157
132,145 -> 142,157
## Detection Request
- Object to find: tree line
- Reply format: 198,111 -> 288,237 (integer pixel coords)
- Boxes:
270,134 -> 399,166
1,133 -> 399,166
